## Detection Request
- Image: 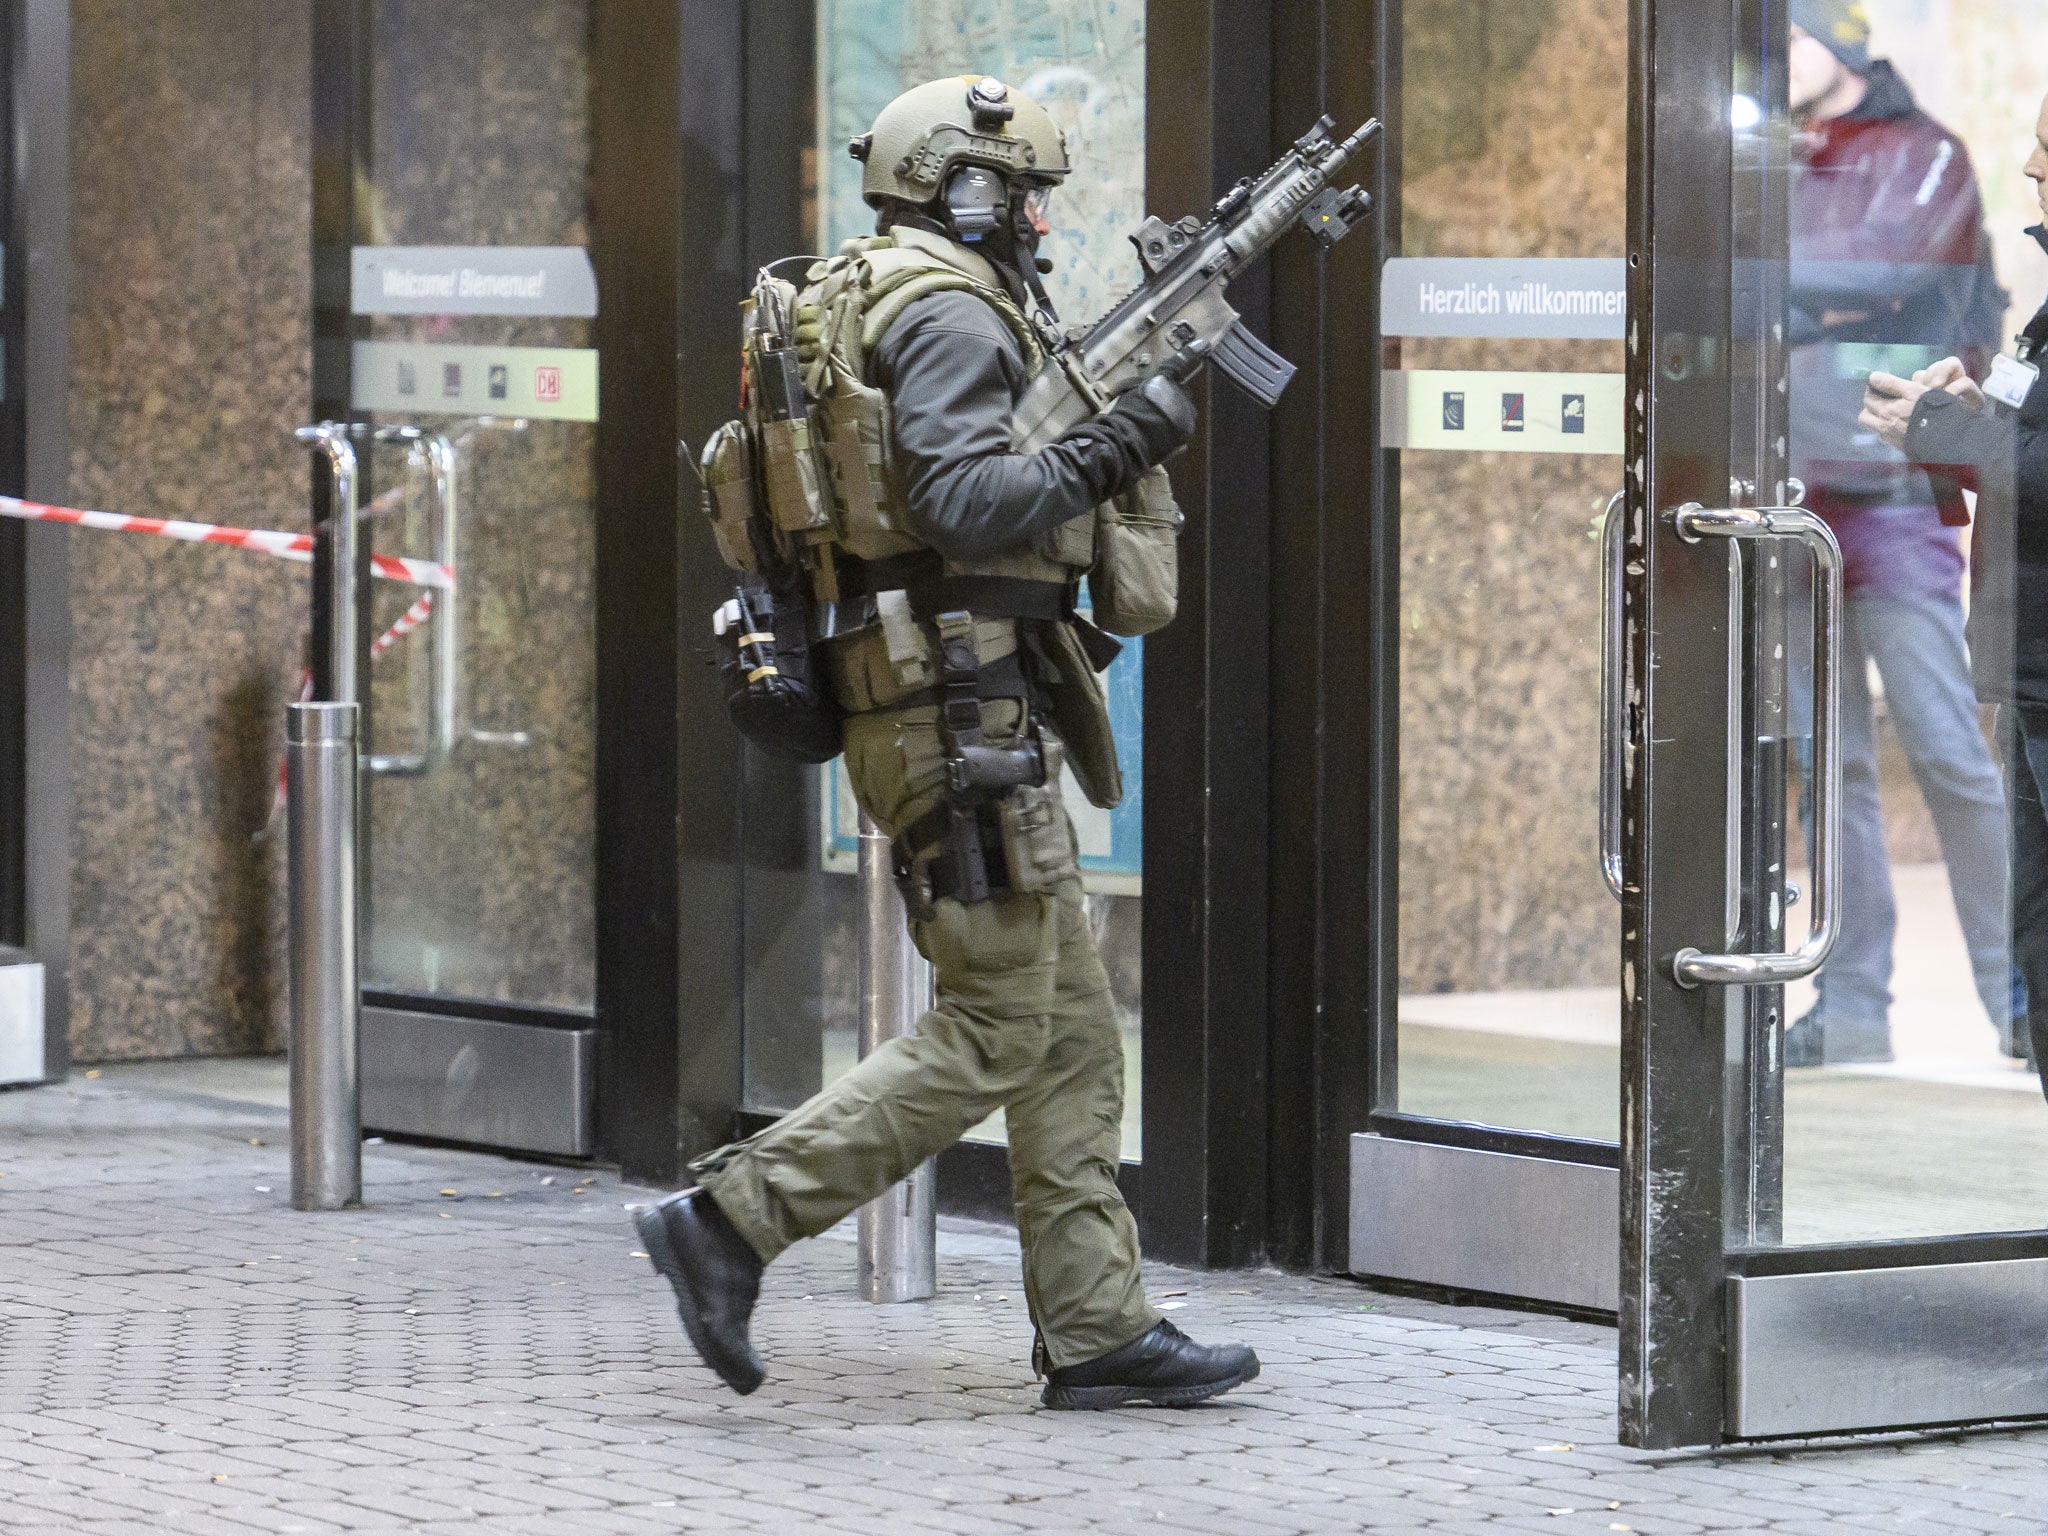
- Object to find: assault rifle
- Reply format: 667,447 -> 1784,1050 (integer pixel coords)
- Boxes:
1011,115 -> 1382,453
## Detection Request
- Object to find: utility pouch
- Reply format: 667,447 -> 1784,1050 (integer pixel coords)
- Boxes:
819,377 -> 922,561
1031,621 -> 1124,811
997,736 -> 1072,895
758,413 -> 833,536
1041,506 -> 1097,570
1088,466 -> 1182,636
700,420 -> 766,574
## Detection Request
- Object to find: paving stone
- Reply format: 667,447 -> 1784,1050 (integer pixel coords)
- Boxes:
5,1064 -> 2048,1534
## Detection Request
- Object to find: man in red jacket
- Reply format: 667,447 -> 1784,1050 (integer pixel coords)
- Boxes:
1785,0 -> 2016,1066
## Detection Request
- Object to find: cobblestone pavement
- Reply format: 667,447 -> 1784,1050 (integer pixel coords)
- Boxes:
4,1063 -> 2047,1535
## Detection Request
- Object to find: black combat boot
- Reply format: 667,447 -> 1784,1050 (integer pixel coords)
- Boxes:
1040,1319 -> 1260,1410
634,1188 -> 766,1394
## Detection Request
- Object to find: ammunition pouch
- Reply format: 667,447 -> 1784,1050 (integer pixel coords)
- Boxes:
758,413 -> 833,536
818,375 -> 923,563
1088,466 -> 1184,637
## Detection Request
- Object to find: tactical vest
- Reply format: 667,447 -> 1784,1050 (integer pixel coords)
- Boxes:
697,229 -> 1176,811
699,227 -> 1093,615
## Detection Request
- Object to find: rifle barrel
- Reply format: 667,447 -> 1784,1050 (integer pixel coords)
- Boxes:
1338,119 -> 1383,162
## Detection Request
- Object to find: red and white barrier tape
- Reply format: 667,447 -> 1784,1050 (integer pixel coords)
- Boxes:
261,589 -> 435,835
0,495 -> 455,591
371,592 -> 436,657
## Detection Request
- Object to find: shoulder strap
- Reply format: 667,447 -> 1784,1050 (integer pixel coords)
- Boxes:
857,251 -> 1042,376
795,237 -> 1042,393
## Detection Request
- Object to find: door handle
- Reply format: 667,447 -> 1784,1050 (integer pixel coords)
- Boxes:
1667,503 -> 1842,987
365,428 -> 460,777
293,423 -> 361,706
1599,489 -> 1627,901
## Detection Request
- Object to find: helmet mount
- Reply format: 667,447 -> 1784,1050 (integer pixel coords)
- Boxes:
967,76 -> 1016,130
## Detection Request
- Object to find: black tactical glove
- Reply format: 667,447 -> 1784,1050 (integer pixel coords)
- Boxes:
1055,371 -> 1198,502
1114,372 -> 1198,465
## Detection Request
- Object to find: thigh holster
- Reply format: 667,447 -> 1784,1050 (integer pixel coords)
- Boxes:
891,610 -> 1067,919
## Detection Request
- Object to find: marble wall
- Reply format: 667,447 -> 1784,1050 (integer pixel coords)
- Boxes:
67,0 -> 312,1059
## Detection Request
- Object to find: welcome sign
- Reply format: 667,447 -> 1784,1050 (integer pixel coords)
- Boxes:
352,246 -> 599,318
1382,257 -> 1627,341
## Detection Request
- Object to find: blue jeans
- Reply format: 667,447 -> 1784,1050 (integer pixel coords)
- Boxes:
1799,592 -> 2012,1031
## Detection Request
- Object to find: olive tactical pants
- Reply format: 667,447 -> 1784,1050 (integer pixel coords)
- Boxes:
693,698 -> 1160,1370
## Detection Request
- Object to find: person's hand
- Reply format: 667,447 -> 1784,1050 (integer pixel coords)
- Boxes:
1106,371 -> 1197,467
1859,370 -> 1929,451
1913,354 -> 1985,412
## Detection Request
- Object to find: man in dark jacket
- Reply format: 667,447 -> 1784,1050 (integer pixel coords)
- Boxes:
1785,0 -> 2015,1066
1862,85 -> 2048,1090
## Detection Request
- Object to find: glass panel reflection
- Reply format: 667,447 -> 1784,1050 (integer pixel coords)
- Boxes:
359,0 -> 597,1012
1391,0 -> 1628,1141
1750,0 -> 2048,1244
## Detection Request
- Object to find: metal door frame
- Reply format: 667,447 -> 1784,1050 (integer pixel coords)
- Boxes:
0,0 -> 70,1086
1624,0 -> 2048,1448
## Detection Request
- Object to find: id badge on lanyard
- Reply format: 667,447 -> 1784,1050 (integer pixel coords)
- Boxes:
1984,351 -> 2041,411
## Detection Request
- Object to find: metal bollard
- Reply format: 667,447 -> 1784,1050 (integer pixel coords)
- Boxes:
293,423 -> 360,707
856,810 -> 936,1302
287,702 -> 362,1210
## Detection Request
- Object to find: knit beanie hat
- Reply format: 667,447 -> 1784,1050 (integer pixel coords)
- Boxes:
1790,0 -> 1872,71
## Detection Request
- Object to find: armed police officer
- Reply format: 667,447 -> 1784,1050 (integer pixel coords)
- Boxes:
637,76 -> 1263,1410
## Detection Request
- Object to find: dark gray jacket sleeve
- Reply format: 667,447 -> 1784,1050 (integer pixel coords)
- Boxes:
871,290 -> 1126,564
1908,387 -> 2048,525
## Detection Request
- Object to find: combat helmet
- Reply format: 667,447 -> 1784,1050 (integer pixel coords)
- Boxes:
849,75 -> 1071,208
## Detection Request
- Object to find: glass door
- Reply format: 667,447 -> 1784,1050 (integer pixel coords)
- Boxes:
1628,0 -> 2048,1447
1349,0 -> 1631,1313
313,0 -> 600,1156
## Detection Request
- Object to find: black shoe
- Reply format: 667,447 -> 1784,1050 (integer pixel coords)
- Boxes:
635,1188 -> 765,1395
1782,1005 -> 1892,1067
1040,1319 -> 1260,1411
